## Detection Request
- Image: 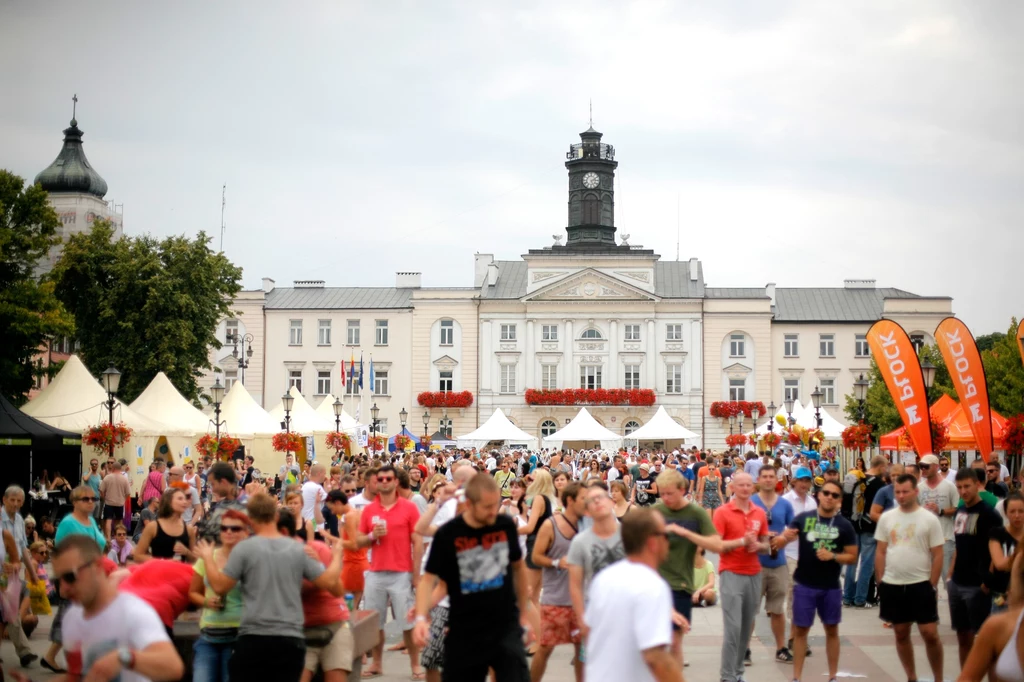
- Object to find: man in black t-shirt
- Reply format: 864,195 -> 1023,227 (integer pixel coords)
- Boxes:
413,473 -> 532,681
632,464 -> 658,507
949,467 -> 1003,666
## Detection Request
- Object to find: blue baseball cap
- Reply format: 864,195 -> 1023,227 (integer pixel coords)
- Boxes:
794,467 -> 813,480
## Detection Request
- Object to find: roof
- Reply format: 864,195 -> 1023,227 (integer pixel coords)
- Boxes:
773,287 -> 922,322
705,287 -> 769,299
482,259 -> 705,299
0,394 -> 80,448
265,287 -> 413,310
481,261 -> 529,299
34,119 -> 108,198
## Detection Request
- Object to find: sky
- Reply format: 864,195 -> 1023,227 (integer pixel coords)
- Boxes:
2,1 -> 1021,335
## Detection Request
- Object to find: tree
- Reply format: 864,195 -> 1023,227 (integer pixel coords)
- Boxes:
982,318 -> 1024,417
50,221 -> 242,404
975,332 -> 1004,353
843,344 -> 956,439
0,170 -> 74,405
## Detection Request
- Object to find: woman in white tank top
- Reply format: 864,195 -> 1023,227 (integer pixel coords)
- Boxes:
957,551 -> 1024,682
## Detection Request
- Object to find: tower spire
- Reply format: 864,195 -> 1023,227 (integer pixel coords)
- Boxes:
72,93 -> 78,121
589,99 -> 592,128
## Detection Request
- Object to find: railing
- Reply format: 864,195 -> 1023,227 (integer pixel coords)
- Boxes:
566,142 -> 615,161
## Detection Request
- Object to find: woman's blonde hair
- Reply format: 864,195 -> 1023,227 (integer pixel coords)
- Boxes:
525,469 -> 555,506
425,473 -> 447,502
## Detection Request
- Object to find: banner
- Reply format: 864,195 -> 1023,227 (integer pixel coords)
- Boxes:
934,317 -> 993,462
867,320 -> 933,455
1017,319 -> 1024,367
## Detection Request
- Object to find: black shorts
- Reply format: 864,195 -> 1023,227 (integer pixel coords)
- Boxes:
671,589 -> 693,632
103,504 -> 124,522
947,580 -> 991,633
878,581 -> 938,625
444,625 -> 529,682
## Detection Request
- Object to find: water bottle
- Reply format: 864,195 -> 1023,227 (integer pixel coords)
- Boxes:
345,593 -> 355,613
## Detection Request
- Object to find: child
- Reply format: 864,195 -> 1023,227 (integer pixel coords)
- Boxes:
692,548 -> 718,607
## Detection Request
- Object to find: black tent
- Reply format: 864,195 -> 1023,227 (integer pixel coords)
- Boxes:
0,394 -> 82,498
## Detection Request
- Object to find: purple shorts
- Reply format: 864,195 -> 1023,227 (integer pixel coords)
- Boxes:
792,583 -> 842,628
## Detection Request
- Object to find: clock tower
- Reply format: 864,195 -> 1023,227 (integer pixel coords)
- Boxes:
565,126 -> 618,247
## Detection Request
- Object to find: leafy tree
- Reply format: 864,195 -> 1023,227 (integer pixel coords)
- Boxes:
0,170 -> 74,405
975,332 -> 1004,353
982,318 -> 1024,417
50,221 -> 242,403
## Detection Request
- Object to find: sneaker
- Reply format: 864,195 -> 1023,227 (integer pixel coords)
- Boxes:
787,638 -> 811,657
854,602 -> 876,609
744,648 -> 752,666
776,647 -> 794,663
842,600 -> 853,607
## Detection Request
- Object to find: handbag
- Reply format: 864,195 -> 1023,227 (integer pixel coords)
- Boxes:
304,623 -> 339,648
27,577 -> 51,616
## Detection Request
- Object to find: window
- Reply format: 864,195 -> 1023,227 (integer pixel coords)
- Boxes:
288,369 -> 303,394
440,320 -> 454,345
500,324 -> 517,341
624,324 -> 641,341
784,379 -> 800,402
666,324 -> 683,341
580,328 -> 603,340
224,369 -> 237,390
439,370 -> 453,393
542,324 -> 558,341
910,334 -> 925,353
438,418 -> 451,438
729,378 -> 746,401
541,364 -> 558,390
316,370 -> 331,396
345,373 -> 359,396
347,320 -> 360,345
373,370 -> 389,396
580,365 -> 602,390
225,319 -> 238,344
318,320 -> 331,346
820,378 -> 836,405
624,364 -> 641,389
666,364 -> 682,393
289,320 -> 303,346
855,334 -> 870,358
624,420 -> 641,436
375,320 -> 388,346
784,334 -> 799,357
729,334 -> 745,357
819,334 -> 835,357
376,418 -> 388,435
500,365 -> 516,394
541,420 -> 558,438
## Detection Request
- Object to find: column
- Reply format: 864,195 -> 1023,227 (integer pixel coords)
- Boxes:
525,319 -> 535,389
646,319 -> 657,388
563,319 -> 574,389
607,319 -> 618,388
480,320 -> 492,394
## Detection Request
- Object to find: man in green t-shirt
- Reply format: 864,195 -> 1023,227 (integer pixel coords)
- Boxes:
493,459 -> 515,499
653,468 -> 718,668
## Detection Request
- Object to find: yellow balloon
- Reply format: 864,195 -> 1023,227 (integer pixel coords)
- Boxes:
775,414 -> 787,427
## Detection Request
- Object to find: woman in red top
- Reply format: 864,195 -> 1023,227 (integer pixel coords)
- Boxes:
140,459 -> 167,506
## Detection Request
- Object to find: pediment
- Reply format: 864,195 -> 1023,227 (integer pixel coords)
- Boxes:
433,355 -> 459,370
523,268 -> 659,302
724,362 -> 752,378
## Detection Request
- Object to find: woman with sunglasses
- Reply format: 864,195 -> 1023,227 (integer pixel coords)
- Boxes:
189,509 -> 249,682
134,487 -> 197,563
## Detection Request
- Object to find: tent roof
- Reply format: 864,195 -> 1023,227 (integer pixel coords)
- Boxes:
792,402 -> 848,439
130,372 -> 210,434
750,400 -> 803,436
0,393 -> 81,448
542,408 -> 622,446
879,395 -> 1008,451
626,406 -> 698,441
313,395 -> 359,431
457,409 -> 537,446
389,428 -> 420,445
21,356 -> 184,435
218,381 -> 280,436
268,386 -> 335,434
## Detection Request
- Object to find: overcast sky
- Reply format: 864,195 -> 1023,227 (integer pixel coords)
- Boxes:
2,1 -> 1020,335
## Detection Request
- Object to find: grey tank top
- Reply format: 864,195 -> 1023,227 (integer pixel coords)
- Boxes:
540,515 -> 576,606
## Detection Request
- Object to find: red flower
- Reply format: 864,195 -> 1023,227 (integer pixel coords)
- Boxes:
83,423 -> 133,454
324,431 -> 351,455
897,417 -> 949,454
272,432 -> 304,453
725,434 -> 749,448
523,388 -> 655,406
367,435 -> 386,453
416,391 -> 473,409
1005,415 -> 1024,457
760,432 -> 782,450
394,434 -> 413,451
841,423 -> 873,452
710,401 -> 767,419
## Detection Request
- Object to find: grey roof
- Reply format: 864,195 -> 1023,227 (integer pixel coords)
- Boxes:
773,287 -> 924,322
481,261 -> 529,299
265,287 -> 413,309
705,287 -> 769,299
35,119 -> 108,198
482,259 -> 706,300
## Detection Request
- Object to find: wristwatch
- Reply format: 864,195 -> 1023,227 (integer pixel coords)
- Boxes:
117,646 -> 135,670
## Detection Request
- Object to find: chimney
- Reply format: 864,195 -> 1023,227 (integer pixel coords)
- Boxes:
294,280 -> 325,288
844,279 -> 876,289
486,262 -> 500,287
396,272 -> 422,288
474,253 -> 494,288
765,282 -> 776,306
262,277 -> 276,293
688,257 -> 699,282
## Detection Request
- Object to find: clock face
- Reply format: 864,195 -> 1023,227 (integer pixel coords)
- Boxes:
582,172 -> 600,189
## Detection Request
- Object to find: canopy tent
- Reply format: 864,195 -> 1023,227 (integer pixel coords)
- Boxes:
268,387 -> 336,435
879,395 -> 1010,452
313,395 -> 360,432
749,400 -> 804,436
626,406 -> 699,443
542,408 -> 622,450
215,382 -> 280,470
426,430 -> 457,449
389,427 -> 420,452
0,393 -> 82,493
457,408 -> 538,450
130,372 -> 211,435
792,402 -> 848,440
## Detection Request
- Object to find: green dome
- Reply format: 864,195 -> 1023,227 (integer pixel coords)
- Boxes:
34,118 -> 108,198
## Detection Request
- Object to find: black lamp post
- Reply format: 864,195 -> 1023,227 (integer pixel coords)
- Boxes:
281,392 -> 293,434
399,406 -> 408,434
229,332 -> 254,385
210,378 -> 226,439
920,358 -> 937,395
101,366 -> 121,460
811,386 -> 824,428
766,401 -> 776,433
442,406 -> 450,439
728,414 -> 736,436
422,409 -> 430,450
784,395 -> 795,427
854,374 -> 869,422
751,403 -> 761,451
370,402 -> 380,456
332,397 -> 343,433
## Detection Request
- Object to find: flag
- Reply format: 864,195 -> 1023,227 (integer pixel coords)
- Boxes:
349,353 -> 356,390
340,356 -> 347,389
358,354 -> 364,390
934,317 -> 994,462
369,358 -> 375,394
867,319 -> 933,456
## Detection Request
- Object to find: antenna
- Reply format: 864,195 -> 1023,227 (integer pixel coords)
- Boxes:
589,99 -> 593,127
220,184 -> 226,252
676,192 -> 680,261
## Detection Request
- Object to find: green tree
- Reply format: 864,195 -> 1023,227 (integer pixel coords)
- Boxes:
975,332 -> 1004,353
982,318 -> 1024,417
0,170 -> 74,405
50,221 -> 242,403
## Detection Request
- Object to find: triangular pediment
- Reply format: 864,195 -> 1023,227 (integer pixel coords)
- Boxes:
723,362 -> 752,377
433,355 -> 459,370
524,268 -> 659,302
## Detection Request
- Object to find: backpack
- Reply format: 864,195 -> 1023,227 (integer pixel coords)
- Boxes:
841,469 -> 866,521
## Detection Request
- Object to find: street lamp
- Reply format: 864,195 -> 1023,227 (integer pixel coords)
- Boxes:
210,378 -> 226,439
751,404 -> 761,449
811,386 -> 823,428
422,409 -> 430,451
442,406 -> 450,439
920,358 -> 936,392
101,366 -> 121,460
332,397 -> 343,433
766,401 -> 776,433
728,414 -> 736,435
229,332 -> 254,385
854,374 -> 869,422
370,402 -> 380,456
784,395 -> 795,427
281,392 -> 293,433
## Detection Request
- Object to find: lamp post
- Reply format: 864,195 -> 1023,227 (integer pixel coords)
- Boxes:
766,401 -> 776,433
399,407 -> 408,449
371,402 -> 380,456
332,397 -> 343,433
101,366 -> 121,460
784,395 -> 795,428
728,414 -> 736,436
442,406 -> 450,439
229,332 -> 254,385
920,358 -> 937,394
854,374 -> 869,422
422,409 -> 430,451
210,378 -> 226,439
281,392 -> 293,434
751,403 -> 761,451
811,386 -> 824,428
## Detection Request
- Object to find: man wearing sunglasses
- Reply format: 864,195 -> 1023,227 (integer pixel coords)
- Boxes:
52,534 -> 185,682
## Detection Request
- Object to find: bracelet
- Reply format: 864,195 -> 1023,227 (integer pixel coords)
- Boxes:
414,615 -> 428,623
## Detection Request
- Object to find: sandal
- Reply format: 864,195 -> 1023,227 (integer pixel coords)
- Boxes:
41,659 -> 66,674
361,669 -> 382,679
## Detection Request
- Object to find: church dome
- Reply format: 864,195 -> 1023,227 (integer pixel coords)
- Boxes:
34,118 -> 108,198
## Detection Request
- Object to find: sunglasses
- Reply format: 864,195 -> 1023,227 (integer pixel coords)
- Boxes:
76,496 -> 98,503
819,491 -> 842,499
377,477 -> 395,483
57,559 -> 95,585
342,489 -> 357,494
185,467 -> 194,471
220,525 -> 246,533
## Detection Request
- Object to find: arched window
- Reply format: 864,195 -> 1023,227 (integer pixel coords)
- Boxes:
580,328 -> 603,340
582,193 -> 600,224
540,420 -> 558,438
624,420 -> 641,436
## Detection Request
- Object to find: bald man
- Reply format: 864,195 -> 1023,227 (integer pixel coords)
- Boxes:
301,463 -> 327,527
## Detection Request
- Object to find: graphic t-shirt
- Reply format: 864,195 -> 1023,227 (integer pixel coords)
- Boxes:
566,526 -> 625,590
634,476 -> 656,506
425,513 -> 521,635
874,506 -> 944,585
917,479 -> 959,540
789,511 -> 857,589
63,592 -> 170,682
653,501 -> 715,592
952,501 -> 1003,587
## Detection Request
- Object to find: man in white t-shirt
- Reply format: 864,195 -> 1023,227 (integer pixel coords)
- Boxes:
349,467 -> 379,511
916,453 -> 959,583
484,451 -> 498,473
54,534 -> 184,682
584,507 -> 682,682
300,463 -> 327,526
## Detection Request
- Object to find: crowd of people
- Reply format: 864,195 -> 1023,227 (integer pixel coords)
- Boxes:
0,444 -> 1020,682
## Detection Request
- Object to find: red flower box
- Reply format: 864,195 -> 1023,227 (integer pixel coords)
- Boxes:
760,432 -> 782,450
195,434 -> 241,461
272,432 -> 304,453
367,435 -> 386,453
1005,414 -> 1024,457
325,431 -> 351,455
417,391 -> 474,409
898,417 -> 949,454
394,434 -> 413,451
523,388 -> 656,407
710,401 -> 767,419
83,423 -> 133,454
841,423 -> 873,452
725,433 -> 749,448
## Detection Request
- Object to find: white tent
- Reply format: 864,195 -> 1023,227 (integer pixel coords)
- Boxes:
130,372 -> 211,435
626,406 -> 699,442
457,408 -> 537,449
749,400 -> 804,437
542,408 -> 623,450
313,395 -> 360,433
793,402 -> 847,440
218,382 -> 281,436
268,386 -> 336,434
